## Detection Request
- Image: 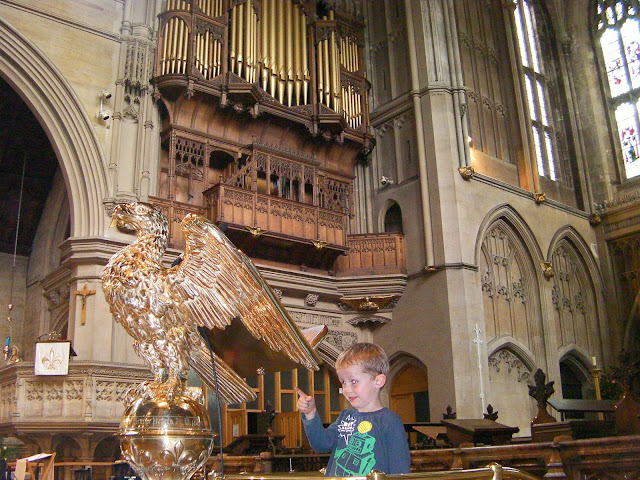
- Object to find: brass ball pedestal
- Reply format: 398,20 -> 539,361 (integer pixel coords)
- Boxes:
119,390 -> 215,480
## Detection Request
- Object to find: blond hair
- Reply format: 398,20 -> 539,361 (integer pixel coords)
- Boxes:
335,342 -> 389,378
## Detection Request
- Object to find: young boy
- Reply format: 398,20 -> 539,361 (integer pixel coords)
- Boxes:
295,342 -> 411,476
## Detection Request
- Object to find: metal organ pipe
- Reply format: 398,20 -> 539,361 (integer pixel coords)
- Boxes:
285,0 -> 293,107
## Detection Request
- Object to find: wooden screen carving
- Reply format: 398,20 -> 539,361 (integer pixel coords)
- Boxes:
551,241 -> 598,352
480,222 -> 536,350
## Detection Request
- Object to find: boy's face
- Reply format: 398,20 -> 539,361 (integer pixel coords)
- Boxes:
337,363 -> 386,412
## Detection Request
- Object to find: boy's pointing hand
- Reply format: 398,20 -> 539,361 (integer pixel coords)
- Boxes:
295,386 -> 317,419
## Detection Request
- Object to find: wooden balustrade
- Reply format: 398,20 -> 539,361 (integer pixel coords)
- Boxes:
203,184 -> 347,247
335,233 -> 406,275
148,196 -> 206,248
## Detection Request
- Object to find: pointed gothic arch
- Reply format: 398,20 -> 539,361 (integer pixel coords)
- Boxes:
0,19 -> 108,237
547,226 -> 607,361
476,205 -> 547,363
487,346 -> 534,437
388,352 -> 430,435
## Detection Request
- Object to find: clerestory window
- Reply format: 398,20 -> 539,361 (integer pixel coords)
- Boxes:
512,0 -> 560,181
596,0 -> 640,179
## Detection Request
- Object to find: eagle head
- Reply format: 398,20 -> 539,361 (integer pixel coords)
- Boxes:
111,202 -> 169,240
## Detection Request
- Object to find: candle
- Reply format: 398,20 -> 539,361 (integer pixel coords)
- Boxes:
592,356 -> 597,367
5,337 -> 9,347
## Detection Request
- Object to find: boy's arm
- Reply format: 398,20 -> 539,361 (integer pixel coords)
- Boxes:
296,387 -> 338,452
384,413 -> 411,474
301,412 -> 338,453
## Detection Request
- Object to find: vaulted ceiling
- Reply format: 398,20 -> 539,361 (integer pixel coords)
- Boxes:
0,77 -> 59,256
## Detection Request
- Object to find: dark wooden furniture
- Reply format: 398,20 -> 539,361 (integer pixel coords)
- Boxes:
548,399 -> 616,420
441,419 -> 519,447
223,434 -> 285,455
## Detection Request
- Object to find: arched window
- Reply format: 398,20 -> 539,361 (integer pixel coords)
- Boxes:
384,202 -> 403,233
596,0 -> 640,179
512,0 -> 564,182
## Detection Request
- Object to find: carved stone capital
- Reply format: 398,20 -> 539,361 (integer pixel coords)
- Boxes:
541,261 -> 555,280
458,166 -> 475,180
534,192 -> 546,204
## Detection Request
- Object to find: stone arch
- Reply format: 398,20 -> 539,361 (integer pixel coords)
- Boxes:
52,434 -> 82,461
388,352 -> 430,430
559,347 -> 593,408
488,337 -> 537,372
547,226 -> 607,362
380,199 -> 403,233
559,347 -> 593,383
92,435 -> 120,461
0,19 -> 108,237
475,204 -> 545,266
487,346 -> 534,436
475,204 -> 547,367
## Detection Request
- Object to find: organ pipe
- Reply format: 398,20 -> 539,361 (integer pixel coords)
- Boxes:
230,6 -> 237,74
160,1 -> 370,121
286,0 -> 293,107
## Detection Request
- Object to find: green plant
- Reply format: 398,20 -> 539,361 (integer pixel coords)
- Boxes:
609,349 -> 640,399
599,368 -> 624,400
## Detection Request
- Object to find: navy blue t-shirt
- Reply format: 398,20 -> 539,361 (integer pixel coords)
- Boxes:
302,408 -> 411,476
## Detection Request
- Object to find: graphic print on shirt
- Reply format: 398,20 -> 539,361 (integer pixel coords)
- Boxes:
333,420 -> 376,476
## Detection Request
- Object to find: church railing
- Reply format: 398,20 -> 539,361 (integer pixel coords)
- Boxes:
203,183 -> 348,247
148,196 -> 206,248
334,233 -> 406,275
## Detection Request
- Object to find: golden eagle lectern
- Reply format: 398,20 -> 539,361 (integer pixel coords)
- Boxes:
103,202 -> 322,404
103,202 -> 324,480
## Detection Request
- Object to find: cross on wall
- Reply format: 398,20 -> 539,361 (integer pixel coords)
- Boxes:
74,284 -> 96,326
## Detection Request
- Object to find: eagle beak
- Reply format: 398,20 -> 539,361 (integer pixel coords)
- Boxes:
110,217 -> 118,228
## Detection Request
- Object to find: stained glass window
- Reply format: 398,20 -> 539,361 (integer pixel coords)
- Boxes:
513,0 -> 558,181
597,0 -> 640,179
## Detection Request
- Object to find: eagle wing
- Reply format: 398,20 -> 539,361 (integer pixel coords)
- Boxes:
168,214 -> 321,396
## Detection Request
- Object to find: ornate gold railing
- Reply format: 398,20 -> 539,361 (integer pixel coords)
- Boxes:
335,233 -> 406,275
203,183 -> 347,247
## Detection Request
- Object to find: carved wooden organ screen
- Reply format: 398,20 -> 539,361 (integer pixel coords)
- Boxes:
157,0 -> 370,131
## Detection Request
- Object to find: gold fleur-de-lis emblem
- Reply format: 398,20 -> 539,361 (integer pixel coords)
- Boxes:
42,347 -> 63,370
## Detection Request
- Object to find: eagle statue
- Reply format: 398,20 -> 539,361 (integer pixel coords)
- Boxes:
102,202 -> 323,405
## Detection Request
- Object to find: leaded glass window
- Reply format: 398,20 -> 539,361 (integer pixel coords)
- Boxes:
596,0 -> 640,179
513,0 -> 558,181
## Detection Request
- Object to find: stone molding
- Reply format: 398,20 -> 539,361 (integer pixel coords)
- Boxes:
0,361 -> 152,434
0,18 -> 108,237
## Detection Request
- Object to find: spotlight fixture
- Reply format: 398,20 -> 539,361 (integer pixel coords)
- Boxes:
380,175 -> 394,187
97,89 -> 112,122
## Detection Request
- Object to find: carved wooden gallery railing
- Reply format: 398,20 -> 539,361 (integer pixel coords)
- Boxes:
156,0 -> 372,144
147,197 -> 408,274
148,196 -> 206,247
335,233 -> 406,275
203,183 -> 347,247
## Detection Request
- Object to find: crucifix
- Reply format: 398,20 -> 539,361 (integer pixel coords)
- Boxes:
74,284 -> 96,326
